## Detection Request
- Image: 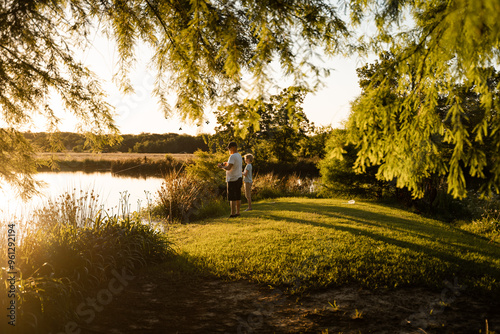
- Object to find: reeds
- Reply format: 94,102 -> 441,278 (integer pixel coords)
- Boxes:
156,169 -> 219,223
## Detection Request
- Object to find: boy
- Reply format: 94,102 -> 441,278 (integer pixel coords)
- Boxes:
242,153 -> 253,211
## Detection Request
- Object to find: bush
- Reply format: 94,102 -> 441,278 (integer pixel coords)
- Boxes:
184,150 -> 227,190
0,191 -> 172,333
454,194 -> 500,242
457,218 -> 500,242
254,158 -> 319,178
318,129 -> 395,199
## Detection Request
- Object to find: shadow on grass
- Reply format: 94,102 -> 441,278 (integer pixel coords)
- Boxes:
258,200 -> 498,256
254,199 -> 500,293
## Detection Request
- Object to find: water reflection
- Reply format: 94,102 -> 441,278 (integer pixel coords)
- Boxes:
0,172 -> 164,219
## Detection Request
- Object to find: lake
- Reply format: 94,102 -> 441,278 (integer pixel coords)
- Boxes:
0,172 -> 165,220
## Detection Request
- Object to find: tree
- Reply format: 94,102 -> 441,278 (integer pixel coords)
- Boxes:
341,0 -> 500,199
1,0 -> 348,197
297,126 -> 332,160
94,0 -> 349,123
319,128 -> 392,198
210,87 -> 313,163
6,0 -> 499,200
340,52 -> 500,199
1,0 -> 119,198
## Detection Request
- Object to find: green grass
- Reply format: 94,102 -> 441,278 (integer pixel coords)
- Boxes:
168,197 -> 500,295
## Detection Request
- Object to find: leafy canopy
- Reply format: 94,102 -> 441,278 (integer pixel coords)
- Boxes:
95,0 -> 349,124
1,0 -> 348,197
343,0 -> 500,199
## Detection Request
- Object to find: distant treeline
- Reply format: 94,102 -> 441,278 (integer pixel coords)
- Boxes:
24,132 -> 209,153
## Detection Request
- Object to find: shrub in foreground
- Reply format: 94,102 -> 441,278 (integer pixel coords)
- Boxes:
0,191 -> 172,333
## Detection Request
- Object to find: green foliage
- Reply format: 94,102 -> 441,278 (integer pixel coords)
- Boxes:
458,218 -> 500,243
0,0 -> 119,137
345,0 -> 500,199
3,0 -> 344,194
209,86 -> 315,163
7,0 -> 500,201
0,129 -> 42,200
185,150 -> 227,189
125,133 -> 208,153
319,129 -> 393,198
341,51 -> 500,200
297,126 -> 333,159
0,0 -> 120,194
25,132 -> 209,154
252,173 -> 317,201
95,0 -> 348,124
456,195 -> 500,242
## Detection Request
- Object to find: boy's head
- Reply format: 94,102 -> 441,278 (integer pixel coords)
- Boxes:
244,153 -> 254,163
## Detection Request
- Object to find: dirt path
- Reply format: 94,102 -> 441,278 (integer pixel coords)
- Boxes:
79,265 -> 499,334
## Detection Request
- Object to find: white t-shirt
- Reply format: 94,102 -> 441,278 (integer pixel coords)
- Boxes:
244,163 -> 253,183
226,152 -> 242,182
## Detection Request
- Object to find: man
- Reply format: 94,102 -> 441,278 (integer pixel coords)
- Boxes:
218,141 -> 242,218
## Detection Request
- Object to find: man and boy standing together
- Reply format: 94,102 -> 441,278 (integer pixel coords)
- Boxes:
217,142 -> 253,218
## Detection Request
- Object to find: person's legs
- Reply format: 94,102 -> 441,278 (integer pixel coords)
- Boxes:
244,182 -> 252,210
235,178 -> 242,215
230,200 -> 237,215
227,181 -> 234,216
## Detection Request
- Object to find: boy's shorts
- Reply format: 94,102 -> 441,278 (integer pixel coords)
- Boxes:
227,177 -> 242,201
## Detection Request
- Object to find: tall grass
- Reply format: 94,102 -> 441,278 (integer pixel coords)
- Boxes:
252,172 -> 318,201
152,167 -> 319,223
154,169 -> 224,223
0,190 -> 172,333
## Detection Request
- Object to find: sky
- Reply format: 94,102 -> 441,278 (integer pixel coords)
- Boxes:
51,29 -> 366,136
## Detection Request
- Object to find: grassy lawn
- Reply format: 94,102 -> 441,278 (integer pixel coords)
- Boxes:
168,197 -> 500,295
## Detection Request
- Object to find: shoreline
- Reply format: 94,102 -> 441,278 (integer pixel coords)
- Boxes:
34,152 -> 321,177
35,152 -> 195,162
35,152 -> 192,176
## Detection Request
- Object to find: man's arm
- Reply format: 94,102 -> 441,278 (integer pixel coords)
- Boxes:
218,162 -> 234,170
